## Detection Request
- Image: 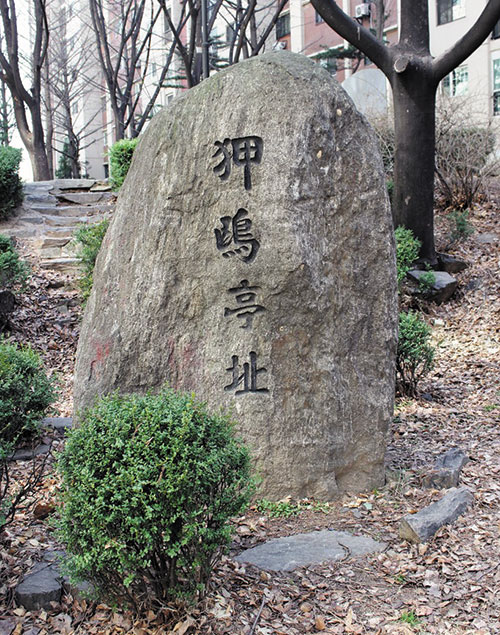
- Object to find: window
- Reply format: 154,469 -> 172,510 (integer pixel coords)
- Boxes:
492,19 -> 500,39
437,0 -> 465,26
315,10 -> 324,24
72,100 -> 79,115
276,13 -> 290,39
493,58 -> 500,116
442,65 -> 468,96
102,128 -> 108,148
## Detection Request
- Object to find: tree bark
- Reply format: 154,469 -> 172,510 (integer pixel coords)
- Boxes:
391,65 -> 437,262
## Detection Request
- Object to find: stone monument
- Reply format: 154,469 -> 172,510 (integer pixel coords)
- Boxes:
74,51 -> 398,499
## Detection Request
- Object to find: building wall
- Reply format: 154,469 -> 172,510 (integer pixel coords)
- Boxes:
429,0 -> 500,129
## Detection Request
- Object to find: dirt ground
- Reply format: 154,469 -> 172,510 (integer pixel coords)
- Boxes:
0,193 -> 499,634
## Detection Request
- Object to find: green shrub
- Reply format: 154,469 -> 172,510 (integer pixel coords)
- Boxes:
395,226 -> 421,287
0,340 -> 56,447
73,219 -> 109,304
57,388 -> 253,607
0,146 -> 23,220
55,140 -> 73,179
447,208 -> 475,242
396,311 -> 435,396
108,138 -> 139,190
0,340 -> 55,529
0,234 -> 29,289
418,269 -> 436,294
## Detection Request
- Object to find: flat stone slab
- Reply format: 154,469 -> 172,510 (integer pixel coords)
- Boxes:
475,232 -> 497,245
15,561 -> 62,610
408,270 -> 458,304
11,444 -> 51,461
235,529 -> 386,571
399,487 -> 474,543
42,417 -> 73,430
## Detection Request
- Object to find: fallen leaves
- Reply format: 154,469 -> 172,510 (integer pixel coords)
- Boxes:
1,195 -> 499,633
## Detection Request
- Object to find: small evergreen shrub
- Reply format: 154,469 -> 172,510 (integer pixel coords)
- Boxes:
108,138 -> 139,190
55,140 -> 73,178
395,226 -> 421,287
73,219 -> 109,304
448,208 -> 475,242
57,388 -> 253,607
0,234 -> 29,289
0,340 -> 54,529
418,269 -> 436,294
0,146 -> 23,220
0,340 -> 56,447
396,311 -> 435,396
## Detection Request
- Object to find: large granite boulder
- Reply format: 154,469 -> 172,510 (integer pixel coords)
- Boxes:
74,51 -> 397,499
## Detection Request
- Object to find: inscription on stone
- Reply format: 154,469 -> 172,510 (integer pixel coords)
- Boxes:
214,208 -> 260,263
224,352 -> 269,395
74,52 -> 398,499
224,280 -> 265,329
212,136 -> 263,190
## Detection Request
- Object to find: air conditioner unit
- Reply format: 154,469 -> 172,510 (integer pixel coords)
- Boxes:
355,3 -> 370,18
273,40 -> 287,50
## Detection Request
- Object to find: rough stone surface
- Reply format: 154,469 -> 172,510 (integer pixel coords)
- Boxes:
408,269 -> 458,304
74,51 -> 397,499
15,562 -> 62,610
436,252 -> 468,274
235,529 -> 386,571
422,448 -> 469,489
11,444 -> 51,461
399,487 -> 474,543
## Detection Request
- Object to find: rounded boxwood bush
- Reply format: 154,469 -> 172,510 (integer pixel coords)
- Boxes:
0,146 -> 23,220
0,234 -> 29,289
57,388 -> 253,607
108,138 -> 139,190
396,311 -> 435,397
0,340 -> 56,449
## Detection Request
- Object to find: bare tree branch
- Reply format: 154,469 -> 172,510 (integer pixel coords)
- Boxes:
433,0 -> 500,81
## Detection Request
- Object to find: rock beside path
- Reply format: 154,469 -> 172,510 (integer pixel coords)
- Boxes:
408,270 -> 458,304
15,561 -> 62,611
399,487 -> 474,543
235,529 -> 386,572
421,447 -> 469,489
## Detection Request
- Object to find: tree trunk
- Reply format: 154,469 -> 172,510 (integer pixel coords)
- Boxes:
391,66 -> 437,263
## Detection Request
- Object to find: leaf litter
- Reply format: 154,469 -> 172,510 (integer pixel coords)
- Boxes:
0,191 -> 499,634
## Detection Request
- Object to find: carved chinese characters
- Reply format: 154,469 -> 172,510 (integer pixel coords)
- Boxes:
213,136 -> 263,190
213,138 -> 268,394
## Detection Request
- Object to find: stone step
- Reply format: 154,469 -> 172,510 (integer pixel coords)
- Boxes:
44,227 -> 79,238
24,193 -> 58,205
49,178 -> 96,191
18,216 -> 45,224
39,257 -> 81,271
40,245 -> 76,259
39,236 -> 72,248
43,215 -> 90,227
31,204 -> 107,217
54,191 -> 115,206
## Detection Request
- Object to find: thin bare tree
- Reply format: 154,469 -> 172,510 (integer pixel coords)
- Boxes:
0,0 -> 51,180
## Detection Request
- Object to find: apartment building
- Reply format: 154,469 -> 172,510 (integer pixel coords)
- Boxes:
429,0 -> 500,126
